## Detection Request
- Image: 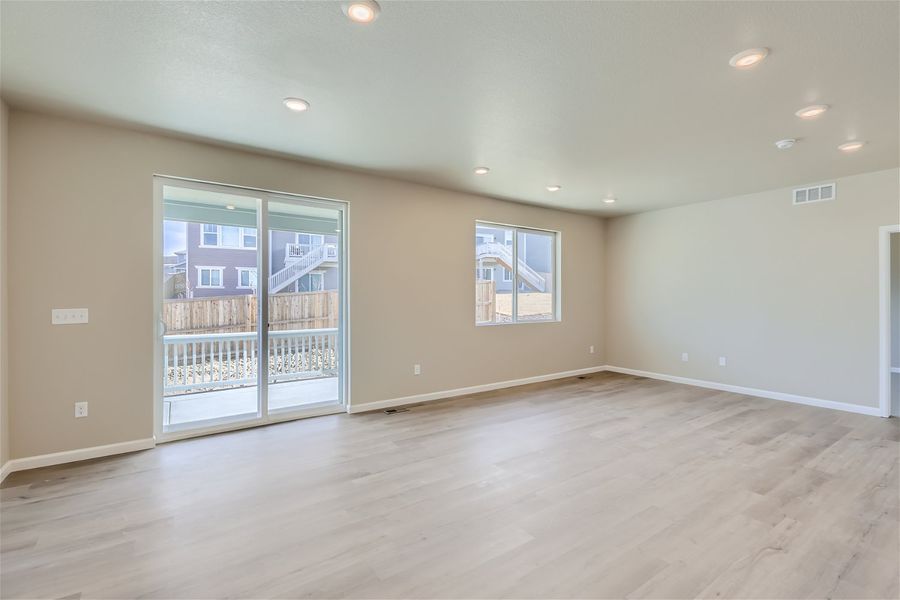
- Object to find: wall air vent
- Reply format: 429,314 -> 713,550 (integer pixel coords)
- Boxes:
793,183 -> 835,205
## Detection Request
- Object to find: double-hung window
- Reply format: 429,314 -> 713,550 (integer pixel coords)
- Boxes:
475,222 -> 559,325
202,224 -> 219,246
197,266 -> 225,288
236,267 -> 258,289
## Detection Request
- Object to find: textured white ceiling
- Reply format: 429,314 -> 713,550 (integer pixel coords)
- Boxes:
1,1 -> 897,214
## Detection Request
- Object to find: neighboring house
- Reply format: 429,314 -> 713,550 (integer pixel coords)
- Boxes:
163,251 -> 187,298
175,222 -> 339,298
475,224 -> 552,293
163,251 -> 186,276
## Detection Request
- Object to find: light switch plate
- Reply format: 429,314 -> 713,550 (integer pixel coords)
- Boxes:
52,308 -> 89,325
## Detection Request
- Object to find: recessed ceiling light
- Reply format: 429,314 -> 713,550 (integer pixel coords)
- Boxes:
343,0 -> 380,23
795,104 -> 829,119
546,185 -> 561,192
283,97 -> 310,112
226,204 -> 236,210
729,48 -> 769,69
474,167 -> 490,175
838,140 -> 866,152
603,196 -> 616,204
774,138 -> 796,150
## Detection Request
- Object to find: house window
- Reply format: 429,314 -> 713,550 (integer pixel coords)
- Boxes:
236,267 -> 258,289
196,267 -> 224,288
475,222 -> 559,325
221,225 -> 240,247
200,224 -> 256,249
296,233 -> 324,247
298,272 -> 325,292
202,224 -> 218,246
242,228 -> 257,249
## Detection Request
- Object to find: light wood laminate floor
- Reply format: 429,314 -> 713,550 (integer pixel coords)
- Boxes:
2,372 -> 898,599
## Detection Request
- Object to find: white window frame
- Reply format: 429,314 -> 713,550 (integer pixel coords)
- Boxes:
475,221 -> 560,326
502,268 -> 512,282
241,228 -> 257,249
199,224 -> 257,249
201,223 -> 219,246
196,266 -> 225,288
296,233 -> 325,247
235,267 -> 258,289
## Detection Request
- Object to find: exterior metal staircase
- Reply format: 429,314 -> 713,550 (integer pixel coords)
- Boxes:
476,242 -> 546,292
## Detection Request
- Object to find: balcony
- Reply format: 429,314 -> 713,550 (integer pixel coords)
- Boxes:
285,242 -> 338,263
163,327 -> 339,427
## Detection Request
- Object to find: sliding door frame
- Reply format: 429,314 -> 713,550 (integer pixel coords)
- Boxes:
153,175 -> 350,443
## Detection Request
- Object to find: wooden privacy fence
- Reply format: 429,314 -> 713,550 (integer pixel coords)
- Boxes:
475,280 -> 496,323
164,291 -> 338,334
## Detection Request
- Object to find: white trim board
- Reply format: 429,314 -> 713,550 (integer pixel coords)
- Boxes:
603,366 -> 881,417
347,366 -> 606,413
0,438 -> 155,481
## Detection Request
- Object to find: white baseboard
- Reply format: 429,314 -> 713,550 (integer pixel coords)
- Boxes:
1,364 -> 882,482
604,366 -> 882,417
1,438 -> 156,481
347,366 -> 606,414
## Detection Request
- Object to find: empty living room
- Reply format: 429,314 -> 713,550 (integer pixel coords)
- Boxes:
1,1 -> 899,599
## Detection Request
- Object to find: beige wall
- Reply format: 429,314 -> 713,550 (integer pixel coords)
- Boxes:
0,100 -> 8,467
605,168 -> 900,409
6,110 -> 606,460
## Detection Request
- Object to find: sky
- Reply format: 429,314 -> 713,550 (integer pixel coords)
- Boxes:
164,221 -> 186,255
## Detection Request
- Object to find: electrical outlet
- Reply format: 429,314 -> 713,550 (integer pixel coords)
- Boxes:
681,352 -> 689,362
589,345 -> 595,354
52,308 -> 89,325
413,364 -> 421,376
718,356 -> 727,367
74,402 -> 88,418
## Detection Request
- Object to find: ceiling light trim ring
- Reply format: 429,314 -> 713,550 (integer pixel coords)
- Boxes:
729,47 -> 769,69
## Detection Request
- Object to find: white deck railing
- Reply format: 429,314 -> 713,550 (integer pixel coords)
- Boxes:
475,242 -> 547,292
164,328 -> 338,395
285,242 -> 338,261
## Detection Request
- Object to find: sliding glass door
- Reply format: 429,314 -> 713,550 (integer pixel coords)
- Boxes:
156,177 -> 347,438
266,199 -> 343,414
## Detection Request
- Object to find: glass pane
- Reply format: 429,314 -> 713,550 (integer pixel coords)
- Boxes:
516,229 -> 556,321
162,185 -> 261,431
267,199 -> 342,413
475,223 -> 514,324
222,225 -> 240,247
